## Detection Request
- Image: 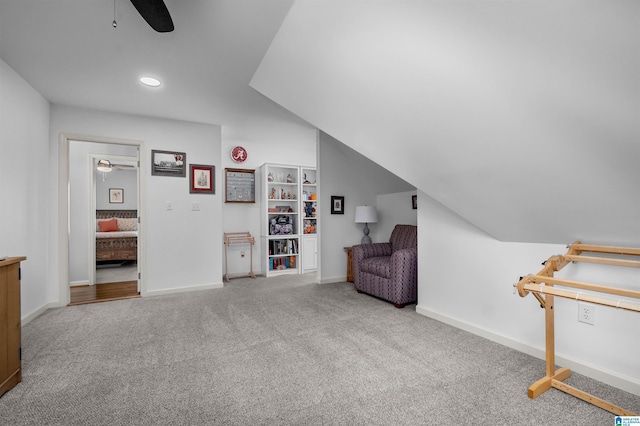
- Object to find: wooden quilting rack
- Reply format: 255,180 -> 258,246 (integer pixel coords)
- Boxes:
515,241 -> 640,416
223,232 -> 256,281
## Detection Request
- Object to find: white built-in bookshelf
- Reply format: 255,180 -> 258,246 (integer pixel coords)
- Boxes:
261,163 -> 318,277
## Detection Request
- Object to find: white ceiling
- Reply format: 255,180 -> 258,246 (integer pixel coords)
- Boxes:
0,0 -> 294,127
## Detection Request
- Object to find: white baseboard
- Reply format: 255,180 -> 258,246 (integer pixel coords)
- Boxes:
22,302 -> 58,326
20,283 -> 224,325
416,305 -> 640,397
70,280 -> 89,287
320,276 -> 348,284
143,282 -> 224,297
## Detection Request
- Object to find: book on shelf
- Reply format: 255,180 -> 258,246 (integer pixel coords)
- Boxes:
270,257 -> 296,270
270,239 -> 300,255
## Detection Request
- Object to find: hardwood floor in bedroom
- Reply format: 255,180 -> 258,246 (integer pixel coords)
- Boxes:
69,262 -> 139,305
69,281 -> 140,306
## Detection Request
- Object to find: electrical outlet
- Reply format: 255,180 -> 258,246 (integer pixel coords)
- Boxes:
166,201 -> 173,210
192,202 -> 200,211
578,302 -> 595,325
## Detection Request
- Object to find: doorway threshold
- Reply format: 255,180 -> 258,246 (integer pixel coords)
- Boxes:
68,281 -> 140,306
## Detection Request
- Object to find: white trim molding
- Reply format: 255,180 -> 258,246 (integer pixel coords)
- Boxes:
416,304 -> 640,397
143,282 -> 224,298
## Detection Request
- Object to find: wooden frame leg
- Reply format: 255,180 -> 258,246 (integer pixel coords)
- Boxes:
529,294 -> 572,398
528,367 -> 571,398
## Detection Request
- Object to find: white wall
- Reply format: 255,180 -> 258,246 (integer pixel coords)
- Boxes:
51,105 -> 223,296
220,117 -> 317,277
95,166 -> 137,210
3,59 -> 319,317
318,132 -> 414,283
374,190 -> 417,243
416,190 -> 640,395
0,59 -> 51,320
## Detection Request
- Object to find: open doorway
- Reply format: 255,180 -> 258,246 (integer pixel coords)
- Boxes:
60,135 -> 145,306
82,155 -> 139,304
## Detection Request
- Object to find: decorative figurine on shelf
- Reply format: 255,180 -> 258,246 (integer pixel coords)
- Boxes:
304,202 -> 313,217
280,188 -> 285,199
303,173 -> 311,184
287,191 -> 291,199
286,174 -> 293,183
268,172 -> 274,182
304,219 -> 315,234
270,188 -> 277,199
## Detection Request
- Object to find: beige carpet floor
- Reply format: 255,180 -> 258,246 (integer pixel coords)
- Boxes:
1,275 -> 638,425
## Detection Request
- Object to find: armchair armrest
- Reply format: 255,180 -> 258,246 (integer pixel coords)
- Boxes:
390,247 -> 418,283
352,242 -> 392,283
353,242 -> 391,260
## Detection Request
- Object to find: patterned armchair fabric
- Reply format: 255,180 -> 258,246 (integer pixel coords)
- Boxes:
352,224 -> 417,308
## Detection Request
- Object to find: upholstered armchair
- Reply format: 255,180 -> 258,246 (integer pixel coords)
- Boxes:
352,224 -> 417,308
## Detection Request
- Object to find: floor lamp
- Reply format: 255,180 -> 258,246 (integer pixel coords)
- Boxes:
355,205 -> 377,244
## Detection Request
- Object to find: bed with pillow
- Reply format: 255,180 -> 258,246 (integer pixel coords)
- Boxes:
96,210 -> 138,262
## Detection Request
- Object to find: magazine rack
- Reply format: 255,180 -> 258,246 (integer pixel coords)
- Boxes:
515,242 -> 639,416
223,232 -> 256,281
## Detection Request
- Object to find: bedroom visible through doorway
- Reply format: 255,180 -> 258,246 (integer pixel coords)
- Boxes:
66,137 -> 143,305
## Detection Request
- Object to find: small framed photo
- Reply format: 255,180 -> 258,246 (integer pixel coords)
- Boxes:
109,188 -> 124,204
412,195 -> 417,209
331,196 -> 344,214
190,164 -> 215,194
151,149 -> 187,177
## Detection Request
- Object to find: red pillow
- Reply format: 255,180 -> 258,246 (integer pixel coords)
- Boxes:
98,218 -> 119,232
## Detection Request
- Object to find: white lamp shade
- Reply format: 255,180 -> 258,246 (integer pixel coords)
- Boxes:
355,205 -> 377,223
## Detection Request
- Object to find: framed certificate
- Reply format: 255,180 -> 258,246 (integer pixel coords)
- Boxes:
224,168 -> 255,203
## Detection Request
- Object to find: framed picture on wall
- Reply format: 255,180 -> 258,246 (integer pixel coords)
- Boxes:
151,149 -> 187,177
224,168 -> 255,203
109,188 -> 124,204
331,196 -> 344,214
190,164 -> 215,194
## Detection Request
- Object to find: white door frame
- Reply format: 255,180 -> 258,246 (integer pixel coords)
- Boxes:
58,133 -> 146,306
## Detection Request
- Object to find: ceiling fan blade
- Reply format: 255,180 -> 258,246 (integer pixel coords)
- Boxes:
129,0 -> 174,33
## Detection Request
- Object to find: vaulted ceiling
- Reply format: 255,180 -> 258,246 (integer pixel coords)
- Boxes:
2,1 -> 638,246
250,0 -> 640,245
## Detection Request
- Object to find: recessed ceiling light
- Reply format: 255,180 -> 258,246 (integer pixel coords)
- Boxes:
140,76 -> 161,87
